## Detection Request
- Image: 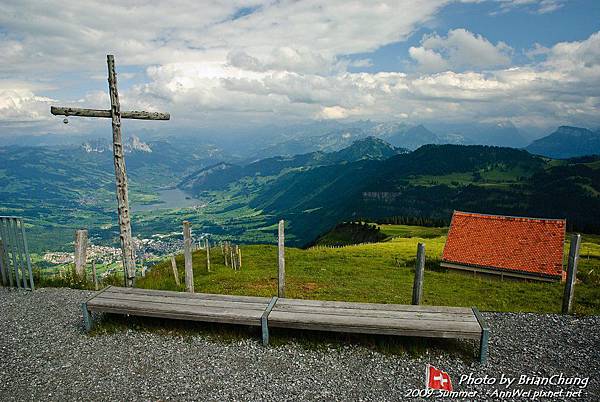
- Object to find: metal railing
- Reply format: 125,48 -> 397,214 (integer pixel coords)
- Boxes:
0,216 -> 34,290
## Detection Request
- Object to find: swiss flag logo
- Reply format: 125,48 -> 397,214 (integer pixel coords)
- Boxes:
426,365 -> 453,392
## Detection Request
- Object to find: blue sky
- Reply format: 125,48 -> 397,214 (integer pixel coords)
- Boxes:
0,0 -> 599,137
349,0 -> 600,73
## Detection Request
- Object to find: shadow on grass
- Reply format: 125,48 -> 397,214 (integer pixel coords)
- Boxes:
91,313 -> 478,362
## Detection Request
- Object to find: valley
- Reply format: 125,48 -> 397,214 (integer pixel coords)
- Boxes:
1,122 -> 599,260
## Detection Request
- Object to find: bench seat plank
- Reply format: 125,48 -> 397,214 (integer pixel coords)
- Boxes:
93,292 -> 270,311
88,298 -> 266,326
272,303 -> 477,322
83,287 -> 485,349
274,298 -> 473,314
268,311 -> 481,339
86,286 -> 271,327
95,286 -> 271,304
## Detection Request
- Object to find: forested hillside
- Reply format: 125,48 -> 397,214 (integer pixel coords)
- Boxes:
250,146 -> 600,244
179,137 -> 405,192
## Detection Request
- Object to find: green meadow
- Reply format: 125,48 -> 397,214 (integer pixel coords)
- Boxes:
137,224 -> 600,316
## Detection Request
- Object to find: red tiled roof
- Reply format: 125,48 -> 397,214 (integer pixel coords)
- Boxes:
442,211 -> 566,278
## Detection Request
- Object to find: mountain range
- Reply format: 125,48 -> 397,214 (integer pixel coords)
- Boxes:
247,144 -> 600,244
4,121 -> 598,160
526,126 -> 600,159
179,137 -> 406,192
1,124 -> 600,250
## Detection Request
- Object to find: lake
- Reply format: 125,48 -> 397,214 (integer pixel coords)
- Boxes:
132,188 -> 201,212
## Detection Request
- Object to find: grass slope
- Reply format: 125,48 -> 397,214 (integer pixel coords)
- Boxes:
137,224 -> 599,316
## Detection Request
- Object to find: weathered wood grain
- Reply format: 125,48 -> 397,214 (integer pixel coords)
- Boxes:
88,301 -> 264,326
274,298 -> 473,314
51,106 -> 170,120
94,292 -> 269,310
91,259 -> 99,291
206,238 -> 211,272
51,55 -> 171,287
272,304 -> 476,322
102,286 -> 270,303
84,287 -> 484,345
0,240 -> 6,286
183,221 -> 194,293
170,256 -> 180,286
74,229 -> 88,279
107,55 -> 137,287
278,220 -> 285,298
267,311 -> 481,339
412,243 -> 425,305
562,233 -> 582,314
0,221 -> 14,287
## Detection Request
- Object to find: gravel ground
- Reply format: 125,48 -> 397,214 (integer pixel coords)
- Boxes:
0,287 -> 598,402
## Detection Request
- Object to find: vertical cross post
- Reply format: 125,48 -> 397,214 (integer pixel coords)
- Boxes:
51,56 -> 169,287
412,243 -> 425,305
562,233 -> 582,314
183,221 -> 194,293
107,55 -> 136,287
74,229 -> 88,279
278,220 -> 285,298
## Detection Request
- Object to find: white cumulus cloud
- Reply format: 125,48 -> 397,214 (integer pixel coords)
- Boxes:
409,29 -> 513,72
0,1 -> 598,134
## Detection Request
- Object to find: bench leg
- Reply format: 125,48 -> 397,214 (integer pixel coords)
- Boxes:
81,302 -> 93,332
479,327 -> 489,364
472,307 -> 490,364
261,297 -> 278,346
261,314 -> 269,346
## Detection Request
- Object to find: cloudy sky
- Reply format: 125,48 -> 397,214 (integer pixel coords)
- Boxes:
1,0 -> 599,137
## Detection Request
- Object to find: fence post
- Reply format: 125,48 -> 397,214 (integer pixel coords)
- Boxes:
18,219 -> 34,290
237,245 -> 242,270
91,260 -> 99,291
140,254 -> 145,277
412,243 -> 425,305
278,220 -> 285,298
170,256 -> 180,286
0,219 -> 15,287
11,218 -> 27,288
206,238 -> 211,272
74,229 -> 88,279
183,221 -> 194,293
7,218 -> 21,288
562,233 -> 582,314
0,239 -> 6,286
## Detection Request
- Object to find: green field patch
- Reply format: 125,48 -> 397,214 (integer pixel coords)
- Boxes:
137,225 -> 600,315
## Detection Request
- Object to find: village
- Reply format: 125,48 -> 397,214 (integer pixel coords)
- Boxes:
41,232 -> 213,278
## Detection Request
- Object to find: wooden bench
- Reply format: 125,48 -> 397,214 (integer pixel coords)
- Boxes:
82,286 -> 489,363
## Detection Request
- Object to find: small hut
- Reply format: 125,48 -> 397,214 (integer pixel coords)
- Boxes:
441,211 -> 566,282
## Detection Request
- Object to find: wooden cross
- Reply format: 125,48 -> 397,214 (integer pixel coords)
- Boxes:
51,55 -> 170,287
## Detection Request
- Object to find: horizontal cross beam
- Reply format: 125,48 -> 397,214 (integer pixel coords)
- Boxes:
50,106 -> 170,120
